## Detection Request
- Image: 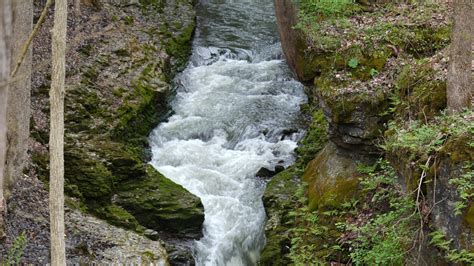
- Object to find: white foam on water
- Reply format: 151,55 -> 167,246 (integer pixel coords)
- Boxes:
149,1 -> 306,265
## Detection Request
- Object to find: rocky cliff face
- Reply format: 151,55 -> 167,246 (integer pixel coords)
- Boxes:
264,0 -> 472,264
274,0 -> 315,82
2,0 -> 204,263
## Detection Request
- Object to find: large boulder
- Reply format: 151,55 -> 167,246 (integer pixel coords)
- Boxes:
115,165 -> 204,238
303,142 -> 362,210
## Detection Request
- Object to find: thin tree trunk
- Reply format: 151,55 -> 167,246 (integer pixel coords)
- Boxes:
0,0 -> 13,239
74,0 -> 81,17
447,0 -> 473,113
50,0 -> 67,264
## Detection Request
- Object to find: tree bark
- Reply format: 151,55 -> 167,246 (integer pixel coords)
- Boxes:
0,0 -> 13,239
50,0 -> 67,264
74,0 -> 81,16
4,0 -> 33,201
447,0 -> 473,113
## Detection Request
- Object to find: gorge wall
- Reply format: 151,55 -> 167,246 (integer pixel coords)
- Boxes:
262,0 -> 473,264
2,0 -> 205,264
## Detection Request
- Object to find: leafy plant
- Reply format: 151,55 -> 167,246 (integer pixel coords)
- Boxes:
3,232 -> 27,266
348,161 -> 418,266
430,231 -> 474,264
370,68 -> 379,77
449,163 -> 474,215
348,58 -> 359,68
382,110 -> 473,157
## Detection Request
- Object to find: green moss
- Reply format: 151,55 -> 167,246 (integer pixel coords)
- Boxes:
296,109 -> 328,165
303,143 -> 360,211
390,25 -> 451,58
465,204 -> 474,232
261,106 -> 329,264
92,204 -> 144,232
394,61 -> 447,120
64,148 -> 115,200
112,63 -> 169,145
162,18 -> 195,73
115,165 -> 204,235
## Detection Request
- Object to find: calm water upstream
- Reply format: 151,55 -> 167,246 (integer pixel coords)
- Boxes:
149,1 -> 306,265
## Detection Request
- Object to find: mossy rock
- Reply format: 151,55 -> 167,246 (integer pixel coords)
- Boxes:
388,25 -> 451,58
395,61 -> 447,120
91,204 -> 145,232
115,165 -> 204,237
261,108 -> 328,264
296,109 -> 328,165
64,148 -> 115,200
303,143 -> 361,211
260,166 -> 302,265
317,84 -> 390,153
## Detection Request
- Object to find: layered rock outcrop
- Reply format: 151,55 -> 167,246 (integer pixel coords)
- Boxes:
264,0 -> 471,264
2,0 -> 204,263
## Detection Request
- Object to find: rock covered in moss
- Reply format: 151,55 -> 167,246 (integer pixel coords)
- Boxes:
29,0 -> 202,253
385,112 -> 474,252
260,109 -> 328,265
260,166 -> 302,265
430,134 -> 473,251
303,142 -> 362,210
319,87 -> 390,154
115,165 -> 204,238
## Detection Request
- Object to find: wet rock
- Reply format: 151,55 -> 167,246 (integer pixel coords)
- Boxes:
27,0 -> 201,263
256,165 -> 285,179
260,166 -> 301,265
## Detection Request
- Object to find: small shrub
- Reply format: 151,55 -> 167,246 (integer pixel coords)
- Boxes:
430,231 -> 474,264
348,58 -> 359,69
3,232 -> 27,266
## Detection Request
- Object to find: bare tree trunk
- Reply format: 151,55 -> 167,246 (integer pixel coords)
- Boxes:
0,0 -> 13,239
447,0 -> 473,113
74,0 -> 81,16
50,0 -> 67,264
4,0 -> 33,201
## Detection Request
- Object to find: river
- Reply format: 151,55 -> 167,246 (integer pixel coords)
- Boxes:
149,1 -> 306,265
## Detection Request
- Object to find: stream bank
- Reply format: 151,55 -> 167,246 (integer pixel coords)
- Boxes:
262,1 -> 473,265
1,0 -> 203,264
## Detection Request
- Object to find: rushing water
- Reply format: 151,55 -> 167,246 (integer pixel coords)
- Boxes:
149,1 -> 306,265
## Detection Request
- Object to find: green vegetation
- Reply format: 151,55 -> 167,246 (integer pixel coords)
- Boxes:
2,232 -> 27,266
449,163 -> 474,215
29,0 -> 202,239
299,0 -> 358,19
430,231 -> 474,264
264,1 -> 473,264
260,108 -> 328,265
296,108 -> 328,165
348,161 -> 417,265
383,111 -> 473,162
287,160 -> 420,265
